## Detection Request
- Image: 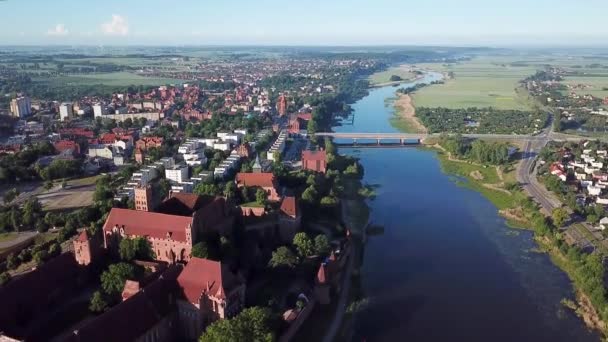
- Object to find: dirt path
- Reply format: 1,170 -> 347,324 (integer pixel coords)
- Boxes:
394,94 -> 427,133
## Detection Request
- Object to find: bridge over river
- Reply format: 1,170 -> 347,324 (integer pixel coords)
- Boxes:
313,132 -> 597,146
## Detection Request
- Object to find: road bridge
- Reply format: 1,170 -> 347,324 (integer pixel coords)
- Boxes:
313,132 -> 601,145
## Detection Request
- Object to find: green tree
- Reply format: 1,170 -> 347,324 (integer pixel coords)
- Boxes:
272,150 -> 281,163
22,198 -> 42,227
191,241 -> 210,258
119,237 -> 154,261
48,242 -> 61,257
89,290 -> 108,313
33,250 -> 48,265
314,234 -> 331,256
268,246 -> 299,269
240,186 -> 251,203
223,182 -> 236,200
552,207 -> 570,227
199,307 -> 275,342
255,188 -> 267,205
101,263 -> 136,296
3,188 -> 19,204
320,196 -> 338,207
0,272 -> 11,285
293,232 -> 315,257
194,183 -> 220,196
6,253 -> 18,270
301,186 -> 318,204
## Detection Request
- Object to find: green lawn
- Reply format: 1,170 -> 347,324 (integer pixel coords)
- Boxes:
413,58 -> 538,110
241,201 -> 265,208
0,232 -> 18,243
435,152 -> 526,211
66,175 -> 101,187
368,65 -> 416,85
562,76 -> 608,99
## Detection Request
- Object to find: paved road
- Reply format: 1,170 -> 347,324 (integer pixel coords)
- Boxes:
515,123 -> 608,252
315,131 -> 608,142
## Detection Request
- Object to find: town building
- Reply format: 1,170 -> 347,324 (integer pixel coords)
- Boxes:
136,136 -> 164,151
93,103 -> 109,117
302,150 -> 327,173
277,94 -> 288,116
59,102 -> 74,121
54,140 -> 81,156
166,164 -> 189,184
235,143 -> 252,158
279,196 -> 302,242
176,257 -> 246,339
135,148 -> 144,164
9,96 -> 32,118
235,172 -> 281,202
73,230 -> 102,266
102,208 -> 194,264
134,185 -> 157,212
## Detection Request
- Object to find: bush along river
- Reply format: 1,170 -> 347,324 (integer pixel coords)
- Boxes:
335,76 -> 600,341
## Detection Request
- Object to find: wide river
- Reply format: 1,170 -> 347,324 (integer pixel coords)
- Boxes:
336,75 -> 600,341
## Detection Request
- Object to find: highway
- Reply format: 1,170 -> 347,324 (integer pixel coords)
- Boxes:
515,122 -> 607,252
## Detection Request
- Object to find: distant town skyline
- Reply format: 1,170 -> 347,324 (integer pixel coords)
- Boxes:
1,0 -> 608,46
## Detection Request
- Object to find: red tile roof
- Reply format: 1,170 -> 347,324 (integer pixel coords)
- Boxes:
177,257 -> 240,304
302,150 -> 326,161
67,265 -> 182,342
156,193 -> 218,217
103,208 -> 192,242
76,230 -> 90,242
235,172 -> 276,188
280,196 -> 298,218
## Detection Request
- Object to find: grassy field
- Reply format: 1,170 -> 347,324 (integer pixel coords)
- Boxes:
435,150 -> 529,216
412,57 -> 539,110
33,72 -> 187,87
562,76 -> 608,99
0,232 -> 18,243
368,65 -> 416,85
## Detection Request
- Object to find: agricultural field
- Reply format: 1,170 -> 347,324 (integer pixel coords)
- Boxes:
562,76 -> 608,99
412,57 -> 539,110
368,64 -> 417,85
32,71 -> 188,87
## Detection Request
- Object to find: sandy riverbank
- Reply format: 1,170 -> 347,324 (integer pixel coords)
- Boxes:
393,93 -> 427,133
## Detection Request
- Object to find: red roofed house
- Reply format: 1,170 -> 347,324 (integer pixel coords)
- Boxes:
302,150 -> 327,174
235,143 -> 252,158
136,136 -> 164,151
99,133 -> 117,145
103,208 -> 194,264
54,140 -> 81,156
155,192 -> 235,236
235,172 -> 280,202
279,196 -> 301,242
176,257 -> 246,339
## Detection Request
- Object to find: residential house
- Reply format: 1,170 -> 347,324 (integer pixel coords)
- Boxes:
302,150 -> 327,174
235,173 -> 280,202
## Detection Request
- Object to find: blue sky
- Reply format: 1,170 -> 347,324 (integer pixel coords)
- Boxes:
1,0 -> 607,46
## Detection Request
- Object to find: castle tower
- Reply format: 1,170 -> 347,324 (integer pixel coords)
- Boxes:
134,185 -> 154,212
276,95 -> 287,116
73,230 -> 99,266
135,148 -> 144,164
314,262 -> 331,305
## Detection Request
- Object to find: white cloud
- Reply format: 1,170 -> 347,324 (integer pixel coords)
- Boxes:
101,15 -> 129,36
46,24 -> 69,36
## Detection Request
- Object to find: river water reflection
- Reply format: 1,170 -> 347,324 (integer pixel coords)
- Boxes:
336,77 -> 599,341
